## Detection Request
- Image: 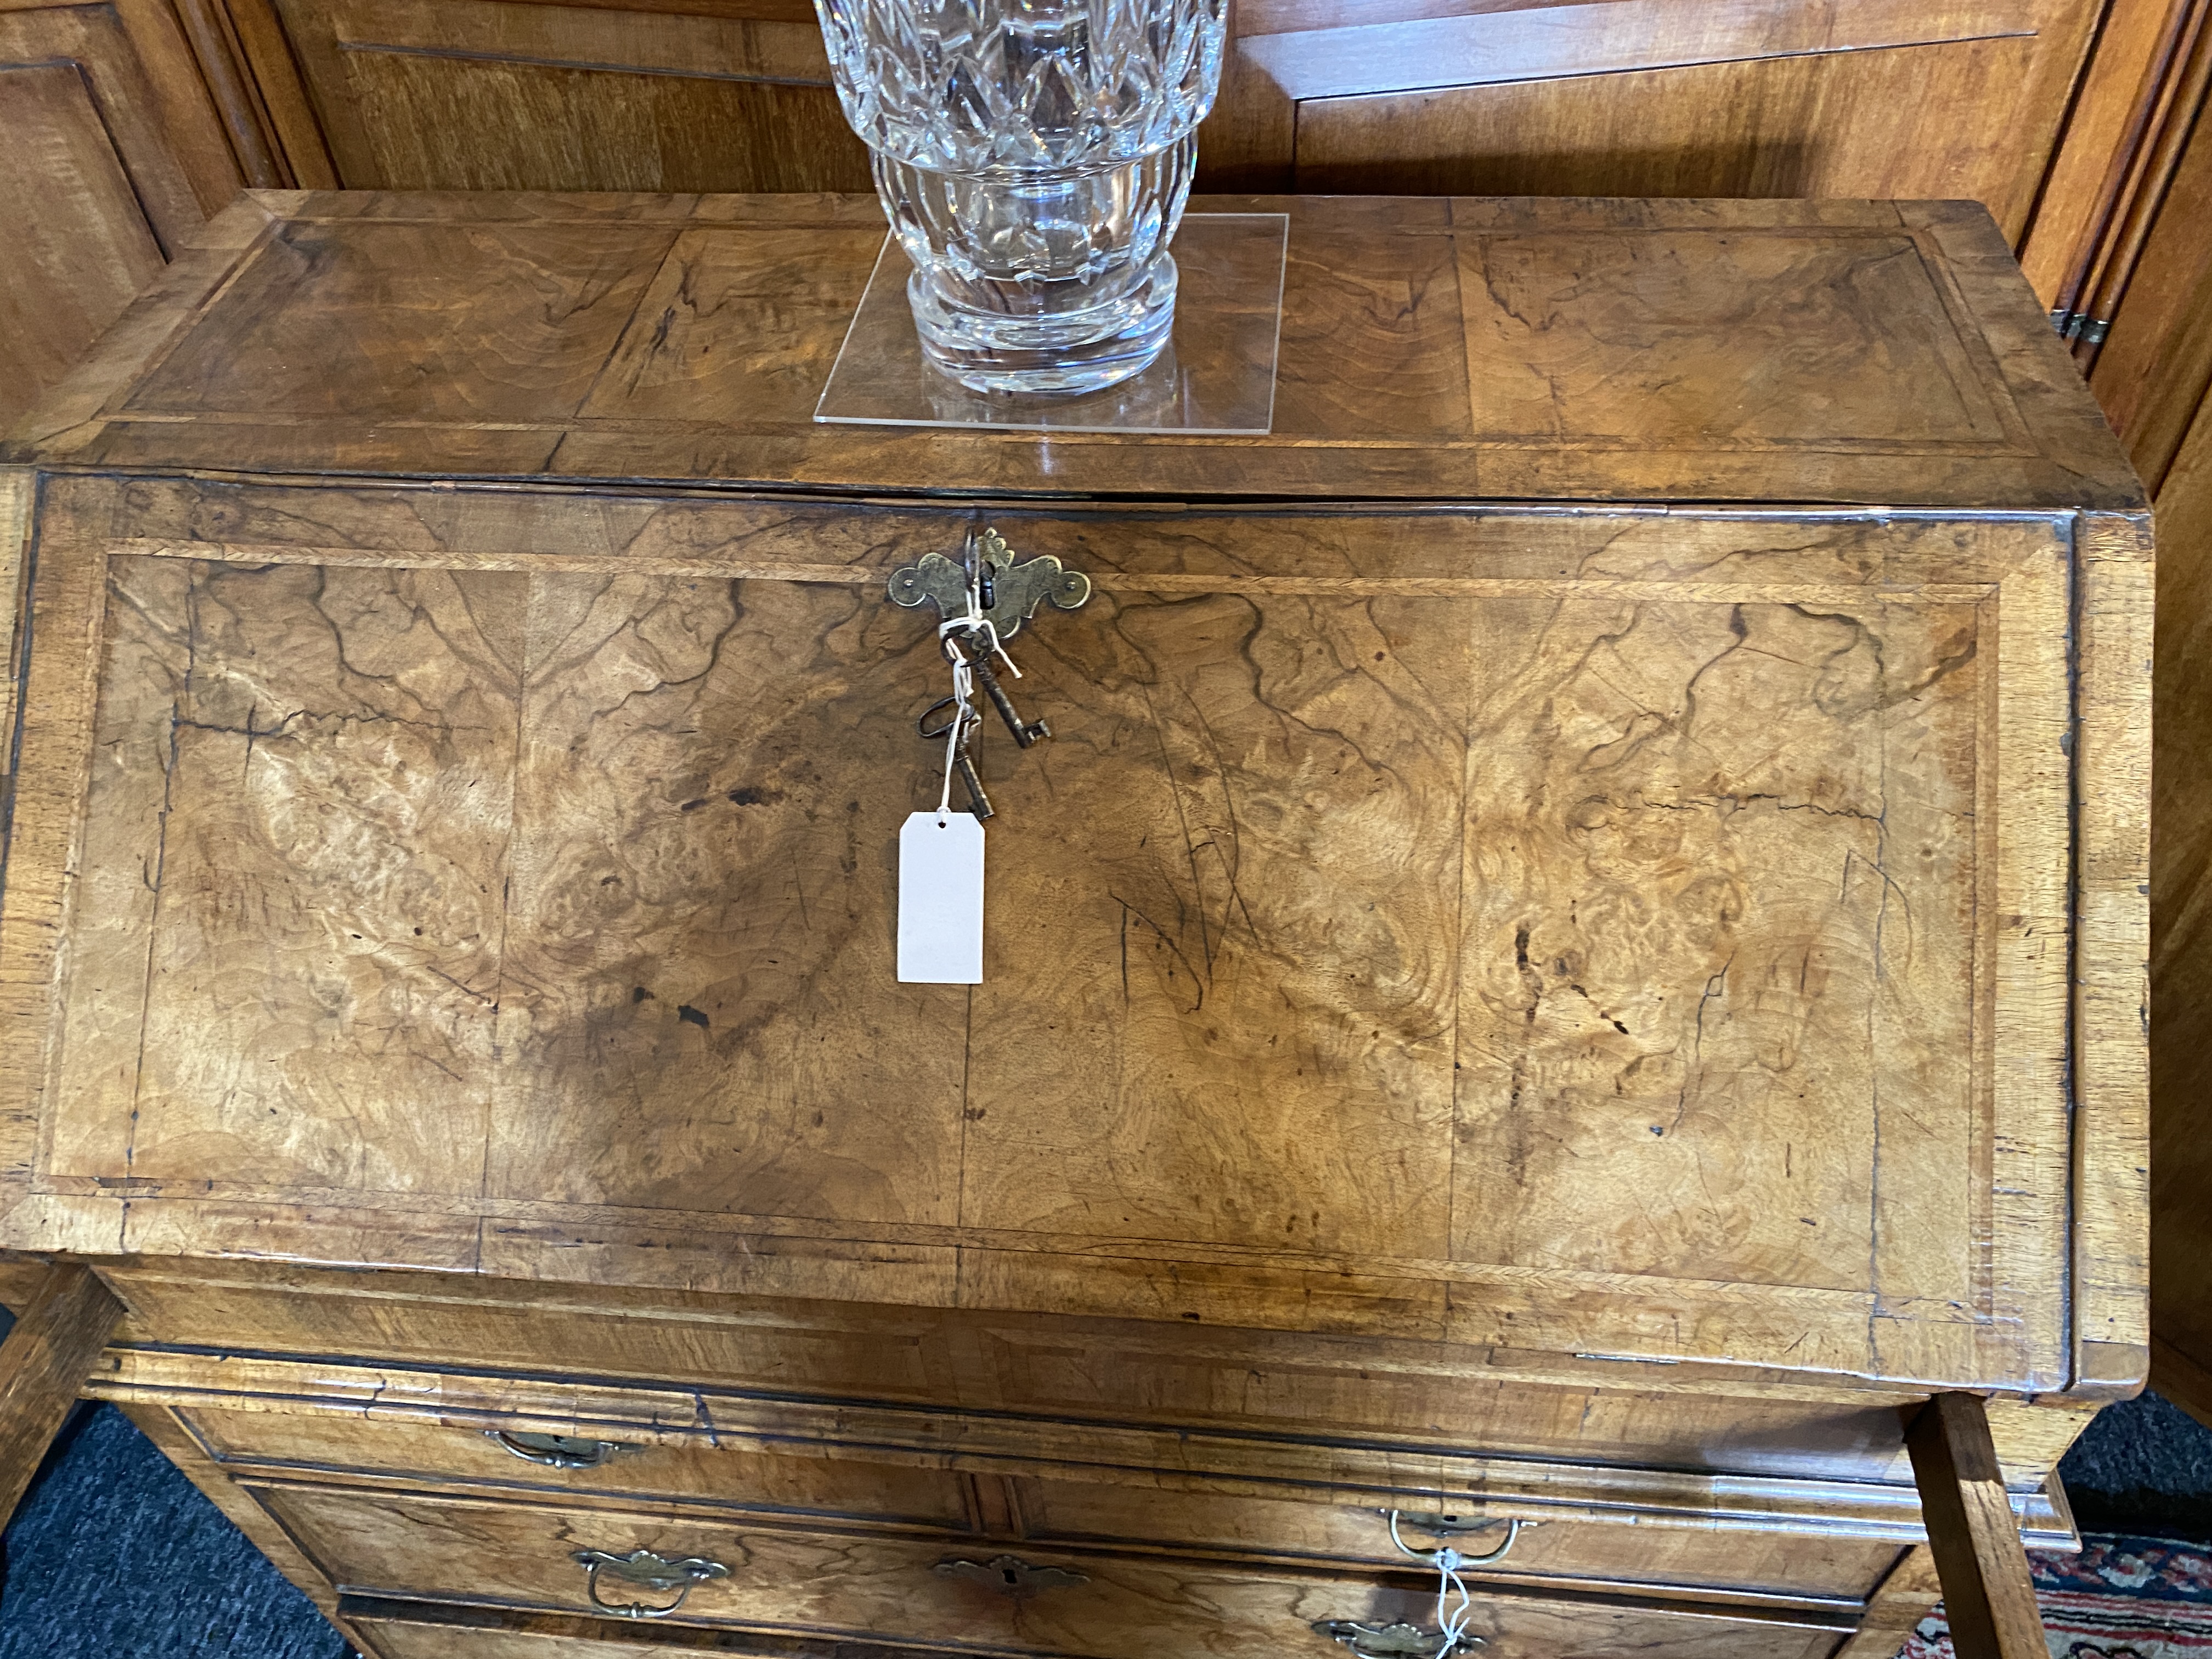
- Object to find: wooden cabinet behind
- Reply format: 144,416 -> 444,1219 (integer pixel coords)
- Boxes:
0,0 -> 245,426
184,0 -> 2105,235
1207,0 -> 2100,240
227,0 -> 872,193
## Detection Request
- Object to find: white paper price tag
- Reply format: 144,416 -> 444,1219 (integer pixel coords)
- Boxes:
898,810 -> 984,983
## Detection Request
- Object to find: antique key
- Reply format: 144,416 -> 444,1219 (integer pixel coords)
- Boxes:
919,695 -> 994,821
957,624 -> 1051,748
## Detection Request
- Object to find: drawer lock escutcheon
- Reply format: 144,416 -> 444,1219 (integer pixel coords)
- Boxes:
573,1548 -> 730,1618
488,1430 -> 623,1469
1314,1622 -> 1479,1658
934,1554 -> 1088,1595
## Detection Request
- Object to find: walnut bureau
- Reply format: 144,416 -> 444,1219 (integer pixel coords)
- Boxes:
0,192 -> 2150,1659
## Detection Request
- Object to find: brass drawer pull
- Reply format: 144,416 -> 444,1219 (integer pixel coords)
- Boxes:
934,1554 -> 1088,1595
487,1430 -> 623,1469
573,1548 -> 730,1618
1315,1621 -> 1475,1658
1387,1511 -> 1521,1565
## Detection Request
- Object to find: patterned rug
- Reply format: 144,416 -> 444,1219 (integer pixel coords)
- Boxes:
1903,1536 -> 2212,1657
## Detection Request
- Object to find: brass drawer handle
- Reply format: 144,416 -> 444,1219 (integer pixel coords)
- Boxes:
1315,1621 -> 1477,1658
487,1430 -> 623,1469
573,1548 -> 730,1618
1387,1511 -> 1521,1565
934,1554 -> 1088,1595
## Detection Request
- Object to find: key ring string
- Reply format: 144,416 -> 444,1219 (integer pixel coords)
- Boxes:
1385,1512 -> 1521,1657
933,629 -> 976,821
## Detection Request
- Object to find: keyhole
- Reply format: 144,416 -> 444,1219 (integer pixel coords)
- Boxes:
1001,1567 -> 1020,1586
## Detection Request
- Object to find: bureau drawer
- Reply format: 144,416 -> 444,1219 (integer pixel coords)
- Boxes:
178,1406 -> 968,1528
185,1401 -> 1893,1606
1011,1477 -> 1898,1602
264,1486 -> 1850,1659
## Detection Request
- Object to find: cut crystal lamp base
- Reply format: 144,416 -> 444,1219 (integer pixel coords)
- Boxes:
907,256 -> 1179,396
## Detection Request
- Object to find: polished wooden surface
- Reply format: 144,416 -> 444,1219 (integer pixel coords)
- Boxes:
0,1262 -> 121,1525
0,190 -> 2149,1656
0,484 -> 2119,1390
4,192 -> 2140,510
1903,1395 -> 2045,1659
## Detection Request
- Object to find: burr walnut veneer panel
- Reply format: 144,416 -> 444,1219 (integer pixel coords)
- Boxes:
9,493 -> 2080,1389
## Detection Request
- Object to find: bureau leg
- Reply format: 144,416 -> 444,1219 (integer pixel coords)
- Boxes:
1904,1392 -> 2045,1659
0,1261 -> 124,1528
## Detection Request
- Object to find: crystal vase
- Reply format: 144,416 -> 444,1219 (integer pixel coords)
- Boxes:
813,0 -> 1228,395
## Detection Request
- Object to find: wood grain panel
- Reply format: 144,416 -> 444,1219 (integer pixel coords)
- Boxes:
2061,0 -> 2212,369
1202,0 -> 2097,236
2013,0 -> 2199,312
2087,74 -> 2212,492
125,218 -> 678,422
485,572 -> 970,1224
168,1396 -> 1900,1602
52,559 -> 523,1194
0,0 -> 238,425
178,1403 -> 971,1525
957,587 -> 1467,1258
1452,591 -> 1983,1298
1451,226 -> 2021,446
3,481 -> 2086,1388
2071,514 -> 2154,1383
1007,1477 -> 1901,1598
9,194 -> 2141,514
0,64 -> 165,426
268,0 -> 869,191
2152,390 -> 2212,1423
254,1484 -> 1850,1658
1298,38 -> 2043,223
78,1328 -> 2092,1538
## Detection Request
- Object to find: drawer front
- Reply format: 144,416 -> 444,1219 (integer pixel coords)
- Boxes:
1009,1477 -> 1898,1601
188,1401 -> 1893,1604
179,1406 -> 968,1528
266,1486 -> 1849,1659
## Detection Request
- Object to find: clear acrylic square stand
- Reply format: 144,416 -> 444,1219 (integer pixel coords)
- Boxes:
814,213 -> 1289,435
